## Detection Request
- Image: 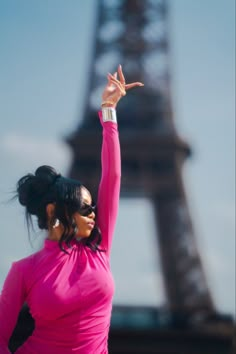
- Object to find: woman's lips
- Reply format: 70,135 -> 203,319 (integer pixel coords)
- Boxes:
87,222 -> 95,229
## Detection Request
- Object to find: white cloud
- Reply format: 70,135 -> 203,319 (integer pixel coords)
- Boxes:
1,132 -> 72,173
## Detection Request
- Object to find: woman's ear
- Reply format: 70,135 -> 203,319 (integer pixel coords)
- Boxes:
46,203 -> 56,219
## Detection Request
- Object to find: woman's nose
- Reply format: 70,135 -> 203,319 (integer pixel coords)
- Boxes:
88,211 -> 95,219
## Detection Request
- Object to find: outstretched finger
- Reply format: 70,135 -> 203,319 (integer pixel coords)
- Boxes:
125,82 -> 144,90
118,64 -> 125,85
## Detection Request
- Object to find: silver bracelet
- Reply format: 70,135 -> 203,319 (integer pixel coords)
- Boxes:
101,107 -> 117,123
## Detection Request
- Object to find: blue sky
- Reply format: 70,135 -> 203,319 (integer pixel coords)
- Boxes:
0,0 -> 235,317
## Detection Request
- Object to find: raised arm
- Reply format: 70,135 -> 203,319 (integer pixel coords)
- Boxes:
97,65 -> 144,256
97,112 -> 121,256
0,261 -> 26,353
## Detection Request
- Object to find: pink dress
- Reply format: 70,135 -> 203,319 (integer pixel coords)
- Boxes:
0,112 -> 121,353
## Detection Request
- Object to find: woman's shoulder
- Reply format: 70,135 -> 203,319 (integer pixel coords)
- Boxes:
12,247 -> 44,273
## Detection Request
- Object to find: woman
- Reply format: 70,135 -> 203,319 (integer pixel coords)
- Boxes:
0,65 -> 144,353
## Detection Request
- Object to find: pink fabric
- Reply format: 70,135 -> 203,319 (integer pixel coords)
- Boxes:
0,112 -> 121,354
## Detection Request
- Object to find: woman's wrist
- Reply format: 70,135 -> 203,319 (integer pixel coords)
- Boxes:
101,106 -> 117,123
101,100 -> 117,109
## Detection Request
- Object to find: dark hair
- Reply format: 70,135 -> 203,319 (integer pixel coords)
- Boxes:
16,165 -> 103,253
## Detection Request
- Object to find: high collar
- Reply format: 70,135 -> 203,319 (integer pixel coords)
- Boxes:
44,238 -> 79,251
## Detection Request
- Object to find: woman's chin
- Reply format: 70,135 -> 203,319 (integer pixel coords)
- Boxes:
76,232 -> 91,239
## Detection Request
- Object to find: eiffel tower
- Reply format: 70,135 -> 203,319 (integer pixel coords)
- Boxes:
8,1 -> 234,353
69,0 -> 213,317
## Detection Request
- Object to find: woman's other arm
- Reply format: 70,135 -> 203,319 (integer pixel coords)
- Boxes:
0,262 -> 26,353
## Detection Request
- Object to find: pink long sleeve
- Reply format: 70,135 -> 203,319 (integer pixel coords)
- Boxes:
97,112 -> 121,257
0,262 -> 26,353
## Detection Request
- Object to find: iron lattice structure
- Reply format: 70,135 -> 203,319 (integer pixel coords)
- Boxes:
68,0 -> 214,319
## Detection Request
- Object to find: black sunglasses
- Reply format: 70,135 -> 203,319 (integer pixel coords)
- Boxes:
78,203 -> 96,216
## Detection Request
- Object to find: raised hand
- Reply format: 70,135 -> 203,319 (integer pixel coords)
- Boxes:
101,64 -> 144,108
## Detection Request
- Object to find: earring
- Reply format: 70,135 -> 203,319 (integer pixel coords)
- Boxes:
52,218 -> 60,228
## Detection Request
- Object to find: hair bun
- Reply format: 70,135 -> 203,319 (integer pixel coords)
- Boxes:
35,165 -> 59,184
17,165 -> 60,215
